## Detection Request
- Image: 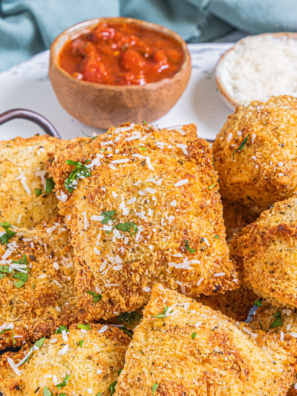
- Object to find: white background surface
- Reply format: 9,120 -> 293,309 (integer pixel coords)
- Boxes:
0,43 -> 233,141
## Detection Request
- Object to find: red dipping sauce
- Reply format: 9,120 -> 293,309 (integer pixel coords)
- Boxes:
59,22 -> 185,86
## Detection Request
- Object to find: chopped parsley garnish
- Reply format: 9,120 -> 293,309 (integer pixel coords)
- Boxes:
56,374 -> 70,389
208,183 -> 217,190
87,290 -> 102,303
139,146 -> 147,151
56,325 -> 69,334
0,328 -> 16,345
79,340 -> 84,348
109,381 -> 118,396
32,284 -> 35,289
214,235 -> 219,239
45,177 -> 55,194
35,188 -> 42,196
0,265 -> 14,279
140,350 -> 144,354
118,368 -> 123,376
117,311 -> 143,325
254,299 -> 262,307
81,130 -> 97,140
43,387 -> 52,396
60,394 -> 67,396
21,337 -> 46,365
259,321 -> 263,331
142,121 -> 147,125
12,255 -> 29,287
119,327 -> 132,337
106,221 -> 138,235
152,306 -> 168,319
232,135 -> 249,159
95,393 -> 102,396
64,159 -> 91,193
0,222 -> 16,245
191,332 -> 197,339
184,240 -> 196,254
78,323 -> 91,330
14,280 -> 25,288
101,210 -> 116,224
270,311 -> 283,328
152,383 -> 159,395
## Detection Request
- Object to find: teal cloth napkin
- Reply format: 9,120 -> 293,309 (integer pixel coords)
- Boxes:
1,0 -> 297,72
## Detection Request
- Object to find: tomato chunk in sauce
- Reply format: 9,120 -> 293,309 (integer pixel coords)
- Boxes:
59,22 -> 185,86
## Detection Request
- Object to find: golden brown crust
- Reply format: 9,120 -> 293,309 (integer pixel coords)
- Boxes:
115,284 -> 297,396
0,135 -> 65,228
49,123 -> 239,322
213,95 -> 297,208
229,197 -> 297,309
0,324 -> 130,396
0,217 -> 84,350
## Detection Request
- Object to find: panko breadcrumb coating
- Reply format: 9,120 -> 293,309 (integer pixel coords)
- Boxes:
229,197 -> 297,310
213,96 -> 297,208
114,284 -> 297,396
0,136 -> 64,228
199,283 -> 259,322
0,217 -> 82,350
0,323 -> 130,396
49,123 -> 239,322
222,199 -> 261,239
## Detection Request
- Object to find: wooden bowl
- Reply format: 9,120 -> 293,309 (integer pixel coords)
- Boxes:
215,33 -> 297,110
49,17 -> 191,129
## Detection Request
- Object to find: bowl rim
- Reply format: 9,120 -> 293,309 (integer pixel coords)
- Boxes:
215,32 -> 297,110
50,16 -> 191,90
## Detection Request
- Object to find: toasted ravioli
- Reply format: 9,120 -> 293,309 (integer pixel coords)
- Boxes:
213,96 -> 297,208
115,284 -> 297,396
222,199 -> 261,239
198,283 -> 259,322
230,197 -> 297,309
0,324 -> 130,396
0,217 -> 82,350
0,135 -> 65,227
49,123 -> 239,321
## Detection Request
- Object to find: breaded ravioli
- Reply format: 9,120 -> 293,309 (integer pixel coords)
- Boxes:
222,199 -> 261,239
198,283 -> 259,322
0,324 -> 130,396
0,135 -> 65,228
213,96 -> 297,208
0,217 -> 81,350
230,197 -> 297,310
114,284 -> 297,396
49,123 -> 239,321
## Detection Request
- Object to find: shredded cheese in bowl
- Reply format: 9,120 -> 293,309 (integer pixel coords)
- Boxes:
216,33 -> 297,109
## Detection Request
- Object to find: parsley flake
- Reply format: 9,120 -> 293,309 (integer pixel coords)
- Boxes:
117,311 -> 142,325
56,375 -> 70,390
214,235 -> 219,239
0,265 -> 14,279
0,328 -> 16,344
35,188 -> 42,196
118,368 -> 123,376
191,332 -> 197,339
64,159 -> 91,193
43,387 -> 53,396
14,280 -> 25,288
254,299 -> 262,307
259,321 -> 264,331
152,383 -> 159,395
45,177 -> 55,194
109,381 -> 118,396
78,323 -> 91,331
139,146 -> 147,151
101,210 -> 116,224
106,221 -> 138,235
21,337 -> 46,365
79,340 -> 84,348
270,311 -> 283,328
119,326 -> 132,337
140,350 -> 144,354
208,183 -> 217,190
87,290 -> 102,303
56,325 -> 69,334
0,222 -> 16,245
95,393 -> 102,396
185,240 -> 196,254
152,306 -> 168,319
232,135 -> 249,159
81,130 -> 97,140
12,255 -> 29,287
142,121 -> 147,125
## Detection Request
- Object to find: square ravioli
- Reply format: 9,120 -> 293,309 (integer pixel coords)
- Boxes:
115,284 -> 297,396
0,135 -> 64,228
0,217 -> 82,350
0,323 -> 130,396
49,123 -> 239,321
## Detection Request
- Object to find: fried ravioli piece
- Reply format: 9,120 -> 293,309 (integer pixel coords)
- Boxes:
230,197 -> 297,310
213,96 -> 297,208
0,323 -> 130,396
0,217 -> 82,350
198,283 -> 259,322
222,199 -> 261,239
49,123 -> 239,321
115,284 -> 297,396
0,135 -> 66,228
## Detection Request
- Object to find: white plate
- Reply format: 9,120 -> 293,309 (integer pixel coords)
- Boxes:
0,43 -> 233,141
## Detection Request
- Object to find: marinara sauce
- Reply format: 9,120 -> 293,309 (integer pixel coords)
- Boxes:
59,22 -> 185,86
